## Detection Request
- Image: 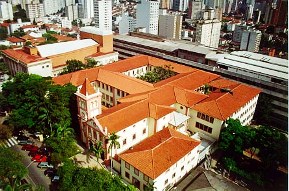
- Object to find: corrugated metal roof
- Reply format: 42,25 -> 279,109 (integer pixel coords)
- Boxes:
36,39 -> 98,57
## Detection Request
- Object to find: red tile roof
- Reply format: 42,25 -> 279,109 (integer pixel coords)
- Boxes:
119,128 -> 200,179
20,24 -> 38,29
79,78 -> 96,96
2,49 -> 46,64
7,36 -> 25,43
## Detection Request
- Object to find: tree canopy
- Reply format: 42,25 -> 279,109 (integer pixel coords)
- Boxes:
137,65 -> 177,83
60,59 -> 100,75
1,73 -> 76,135
58,160 -> 137,191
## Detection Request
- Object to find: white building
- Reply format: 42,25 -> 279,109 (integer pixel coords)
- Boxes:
93,0 -> 112,31
0,1 -> 13,20
240,29 -> 261,52
136,0 -> 159,35
118,13 -> 136,35
65,4 -> 78,21
188,0 -> 204,20
232,24 -> 250,42
43,0 -> 65,15
25,2 -> 44,20
65,0 -> 75,6
83,0 -> 94,18
9,19 -> 31,34
61,17 -> 72,29
158,10 -> 182,40
195,19 -> 221,48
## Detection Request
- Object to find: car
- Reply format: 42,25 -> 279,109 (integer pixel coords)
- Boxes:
17,135 -> 29,141
18,139 -> 34,145
51,175 -> 59,183
32,155 -> 47,162
37,162 -> 53,169
28,150 -> 39,157
44,168 -> 57,177
21,145 -> 39,151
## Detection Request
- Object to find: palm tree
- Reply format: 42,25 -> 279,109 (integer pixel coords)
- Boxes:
54,121 -> 74,139
90,141 -> 104,168
108,132 -> 120,173
3,177 -> 31,191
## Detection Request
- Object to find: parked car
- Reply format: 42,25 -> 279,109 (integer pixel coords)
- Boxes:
37,162 -> 53,169
44,168 -> 57,177
32,155 -> 47,162
21,145 -> 39,151
51,175 -> 59,183
18,139 -> 34,145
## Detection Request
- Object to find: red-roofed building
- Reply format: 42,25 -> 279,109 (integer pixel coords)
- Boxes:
53,54 -> 261,191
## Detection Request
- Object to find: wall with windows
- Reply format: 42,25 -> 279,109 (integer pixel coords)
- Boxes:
27,60 -> 53,77
173,103 -> 187,115
112,118 -> 149,157
188,110 -> 223,140
122,65 -> 149,78
156,113 -> 173,132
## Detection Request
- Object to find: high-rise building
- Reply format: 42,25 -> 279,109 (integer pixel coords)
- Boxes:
65,4 -> 78,20
245,0 -> 255,20
136,0 -> 159,35
195,19 -> 221,48
93,0 -> 112,31
118,13 -> 136,35
188,0 -> 204,20
232,23 -> 250,42
43,0 -> 65,15
65,0 -> 75,6
159,0 -> 170,9
0,1 -> 13,20
26,2 -> 44,20
83,0 -> 94,18
171,0 -> 189,11
240,29 -> 261,52
158,10 -> 182,39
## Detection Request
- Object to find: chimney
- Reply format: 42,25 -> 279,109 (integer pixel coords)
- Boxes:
24,46 -> 38,56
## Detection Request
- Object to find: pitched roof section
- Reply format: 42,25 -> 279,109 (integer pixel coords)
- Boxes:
36,39 -> 98,57
79,78 -> 96,96
119,128 -> 200,179
7,36 -> 25,43
191,84 -> 261,120
2,49 -> 47,64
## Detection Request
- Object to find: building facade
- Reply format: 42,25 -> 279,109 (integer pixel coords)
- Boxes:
65,4 -> 78,21
195,19 -> 221,48
158,11 -> 182,39
240,29 -> 261,52
136,0 -> 159,35
0,1 -> 13,20
93,0 -> 112,31
25,2 -> 44,20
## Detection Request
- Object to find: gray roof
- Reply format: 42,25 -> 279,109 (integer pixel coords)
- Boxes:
114,35 -> 215,55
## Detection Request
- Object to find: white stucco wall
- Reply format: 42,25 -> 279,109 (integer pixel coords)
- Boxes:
27,59 -> 53,77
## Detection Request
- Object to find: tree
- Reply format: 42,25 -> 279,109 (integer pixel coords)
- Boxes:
137,65 -> 177,83
60,60 -> 85,75
90,141 -> 104,167
219,118 -> 255,158
108,132 -> 120,173
11,28 -> 25,38
0,27 -> 8,40
254,94 -> 273,126
85,59 -> 100,68
254,126 -> 288,171
0,124 -> 13,140
0,148 -> 30,189
54,121 -> 74,139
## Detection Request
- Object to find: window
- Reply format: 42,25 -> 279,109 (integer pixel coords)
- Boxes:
195,122 -> 212,134
165,179 -> 168,185
181,166 -> 184,171
143,128 -> 146,134
172,173 -> 175,178
125,162 -> 130,169
143,174 -> 149,182
125,171 -> 130,179
132,134 -> 136,140
197,112 -> 214,123
134,168 -> 139,176
46,65 -> 49,67
123,139 -> 127,145
180,106 -> 183,109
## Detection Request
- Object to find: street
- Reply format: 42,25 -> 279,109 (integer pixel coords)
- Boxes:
12,144 -> 52,191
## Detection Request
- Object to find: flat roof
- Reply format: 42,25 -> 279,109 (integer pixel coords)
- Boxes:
80,26 -> 113,35
114,35 -> 215,55
36,39 -> 98,57
217,58 -> 288,80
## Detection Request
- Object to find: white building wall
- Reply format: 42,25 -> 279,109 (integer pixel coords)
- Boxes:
113,118 -> 149,156
123,65 -> 148,78
0,2 -> 13,20
195,20 -> 221,48
26,3 -> 44,20
83,0 -> 94,18
91,52 -> 119,65
27,59 -> 53,77
94,0 -> 112,31
9,22 -> 32,34
119,13 -> 136,35
156,113 -> 173,132
136,0 -> 159,35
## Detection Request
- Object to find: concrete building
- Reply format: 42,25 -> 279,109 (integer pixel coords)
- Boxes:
61,17 -> 72,29
113,34 -> 288,129
171,0 -> 188,11
93,0 -> 112,31
43,0 -> 65,15
118,13 -> 136,35
232,23 -> 250,42
25,2 -> 44,20
158,10 -> 182,40
53,54 -> 260,190
159,0 -> 170,9
2,27 -> 116,77
240,29 -> 261,52
83,0 -> 94,18
188,0 -> 204,20
65,4 -> 78,21
195,19 -> 221,48
0,1 -> 13,20
136,0 -> 159,35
